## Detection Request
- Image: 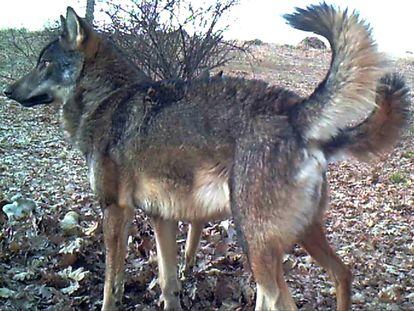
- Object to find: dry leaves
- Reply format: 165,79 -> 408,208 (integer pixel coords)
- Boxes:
0,45 -> 413,310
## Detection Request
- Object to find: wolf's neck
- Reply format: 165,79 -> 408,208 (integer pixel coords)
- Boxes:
62,39 -> 149,149
81,39 -> 149,94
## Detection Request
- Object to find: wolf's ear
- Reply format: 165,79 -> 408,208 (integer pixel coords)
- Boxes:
60,7 -> 89,50
60,15 -> 67,34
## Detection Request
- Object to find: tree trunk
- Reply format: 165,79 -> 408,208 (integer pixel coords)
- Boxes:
85,0 -> 95,24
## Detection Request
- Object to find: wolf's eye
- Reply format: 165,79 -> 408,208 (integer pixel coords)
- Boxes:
39,60 -> 51,69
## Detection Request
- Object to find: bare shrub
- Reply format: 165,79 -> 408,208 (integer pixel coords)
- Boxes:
1,1 -> 246,85
0,26 -> 58,86
101,0 -> 247,80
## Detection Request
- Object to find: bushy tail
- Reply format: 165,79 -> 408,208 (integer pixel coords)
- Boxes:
323,73 -> 411,161
284,3 -> 385,141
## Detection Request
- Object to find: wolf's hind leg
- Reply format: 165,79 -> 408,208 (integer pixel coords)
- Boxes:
300,222 -> 352,311
152,217 -> 182,311
242,232 -> 297,310
231,135 -> 299,310
102,204 -> 133,311
183,221 -> 204,274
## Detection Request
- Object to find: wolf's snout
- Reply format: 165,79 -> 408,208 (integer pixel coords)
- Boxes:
4,84 -> 21,102
3,83 -> 54,106
4,85 -> 14,98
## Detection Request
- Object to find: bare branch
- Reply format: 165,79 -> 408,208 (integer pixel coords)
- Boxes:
102,0 -> 246,80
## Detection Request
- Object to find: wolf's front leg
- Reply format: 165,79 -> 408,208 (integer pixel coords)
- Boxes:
102,204 -> 133,311
152,217 -> 182,311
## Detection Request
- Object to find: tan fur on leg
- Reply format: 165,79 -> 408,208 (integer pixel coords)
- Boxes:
102,204 -> 133,311
251,242 -> 297,311
183,221 -> 204,274
300,223 -> 352,311
152,217 -> 182,311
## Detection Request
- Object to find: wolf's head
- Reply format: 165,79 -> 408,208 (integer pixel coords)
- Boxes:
4,7 -> 98,107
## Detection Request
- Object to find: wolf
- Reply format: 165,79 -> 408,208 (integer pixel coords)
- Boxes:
4,3 -> 410,311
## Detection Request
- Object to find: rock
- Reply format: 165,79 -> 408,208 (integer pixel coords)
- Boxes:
10,193 -> 23,202
60,211 -> 80,235
2,196 -> 36,220
299,36 -> 327,50
352,292 -> 365,304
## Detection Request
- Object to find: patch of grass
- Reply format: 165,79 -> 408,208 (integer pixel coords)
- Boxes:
402,151 -> 414,159
282,43 -> 296,49
389,172 -> 407,184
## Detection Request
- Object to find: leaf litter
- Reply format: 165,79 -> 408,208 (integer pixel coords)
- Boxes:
0,44 -> 413,310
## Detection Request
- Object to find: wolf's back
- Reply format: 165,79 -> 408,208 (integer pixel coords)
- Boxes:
285,3 -> 384,141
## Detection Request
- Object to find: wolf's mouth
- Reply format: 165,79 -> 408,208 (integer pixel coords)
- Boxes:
21,93 -> 54,106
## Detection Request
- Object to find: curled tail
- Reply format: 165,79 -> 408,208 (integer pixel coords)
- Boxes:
284,3 -> 385,141
323,73 -> 411,162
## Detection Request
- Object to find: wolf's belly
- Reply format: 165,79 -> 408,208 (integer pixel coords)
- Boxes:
134,166 -> 231,221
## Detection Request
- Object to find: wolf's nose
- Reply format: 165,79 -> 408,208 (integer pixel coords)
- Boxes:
4,87 -> 13,98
